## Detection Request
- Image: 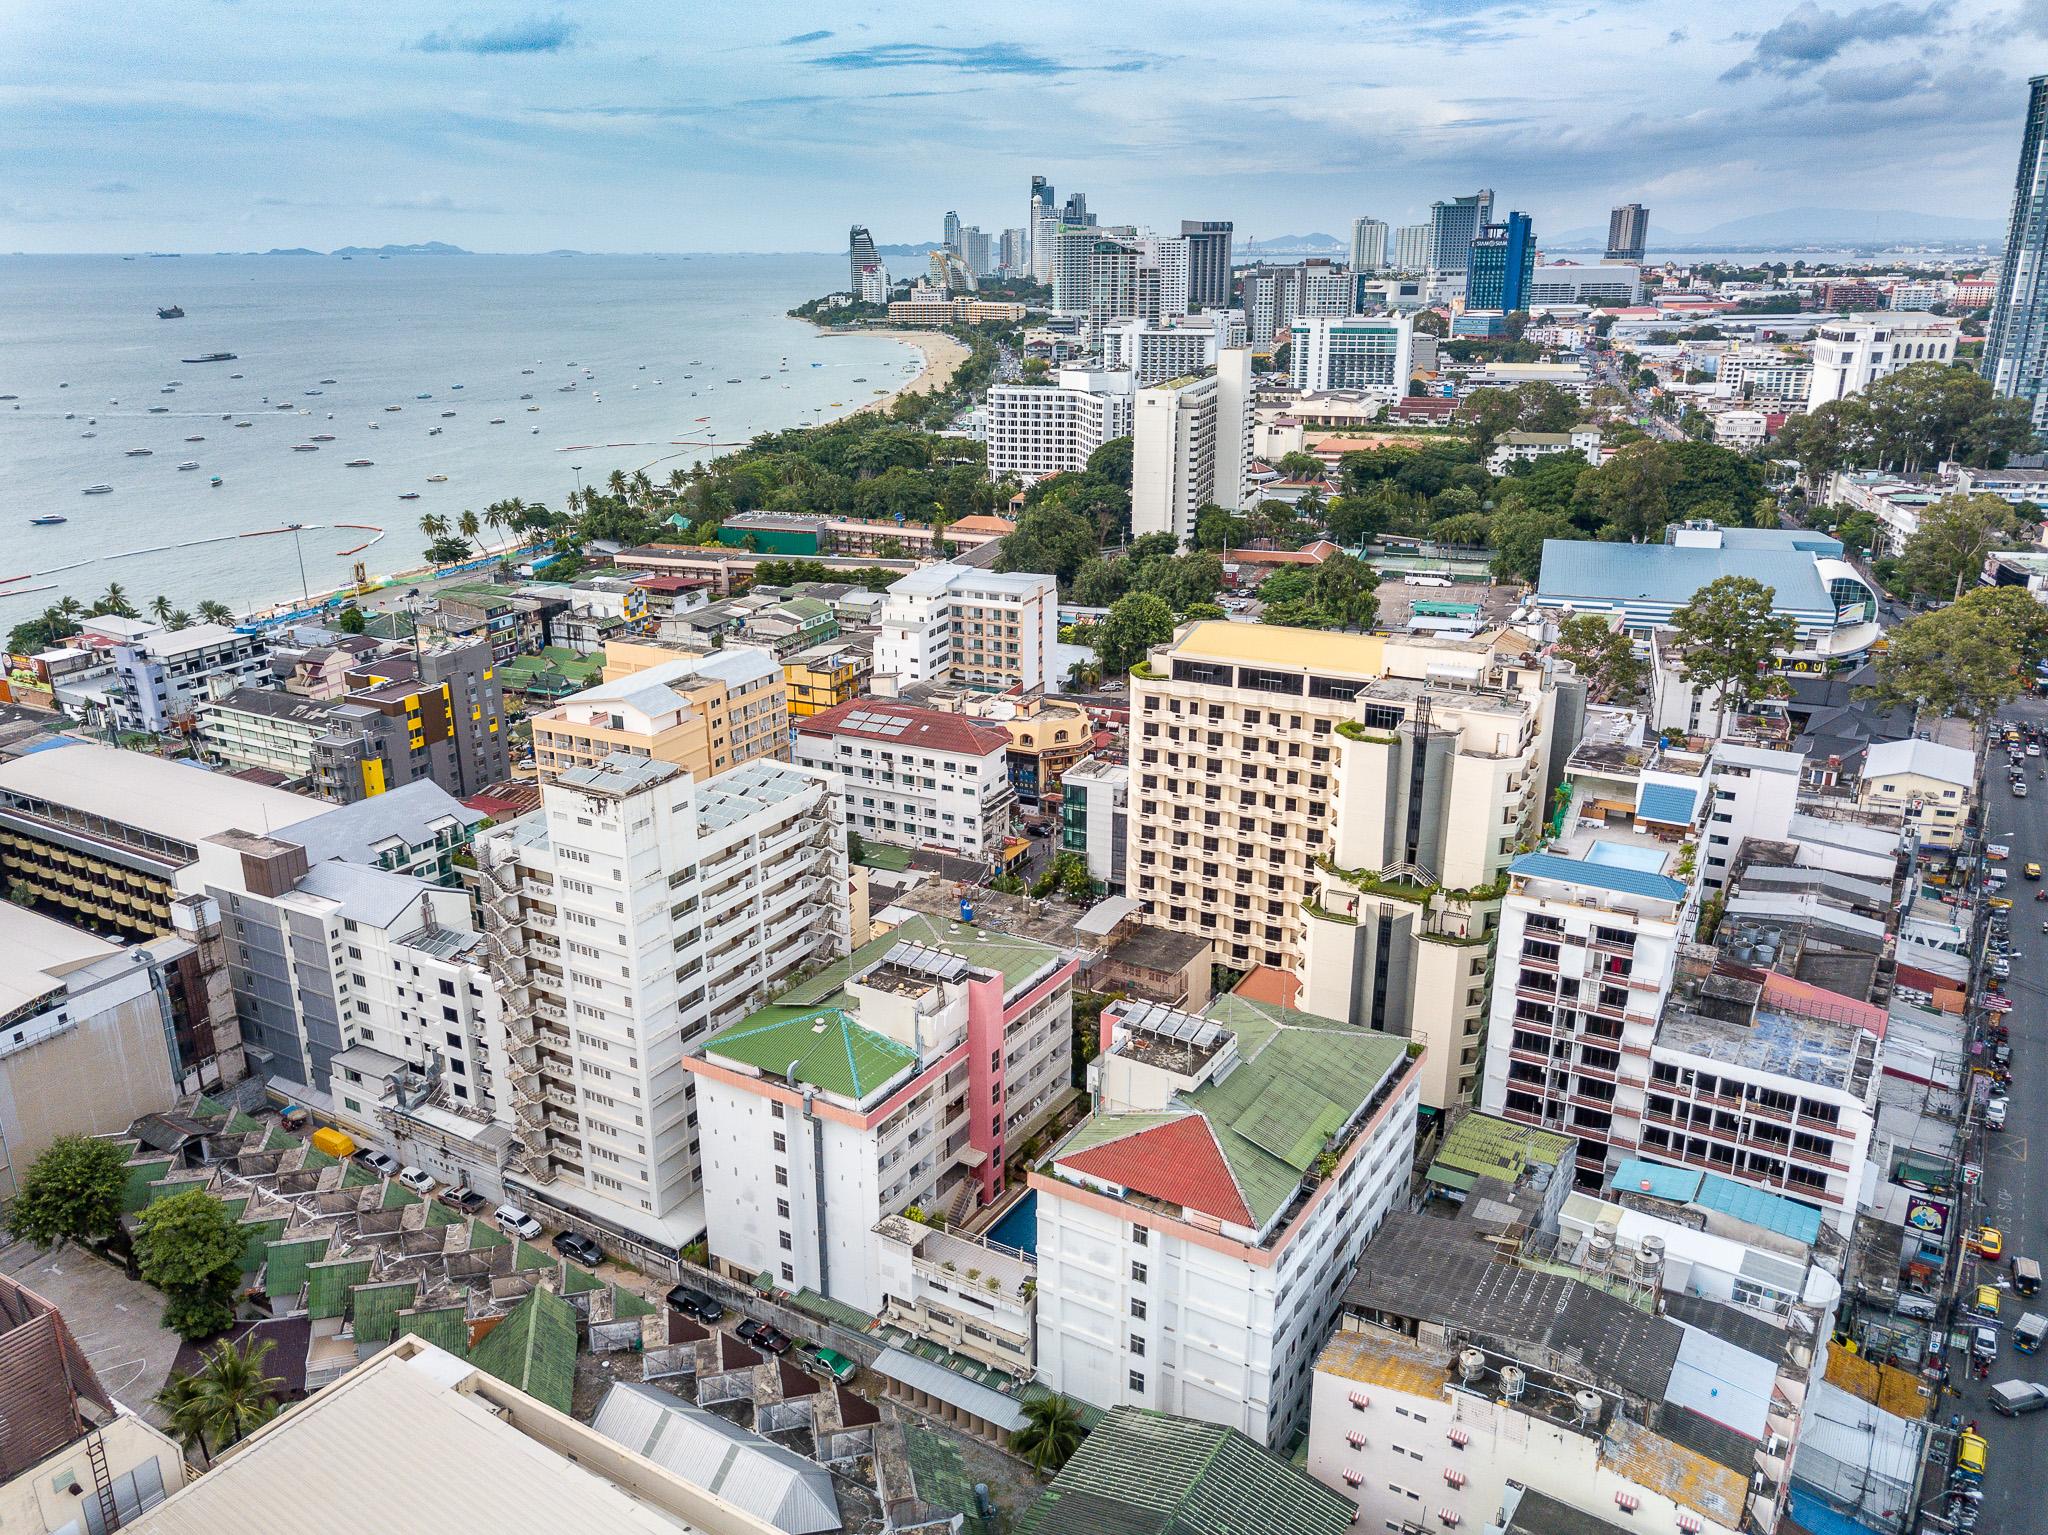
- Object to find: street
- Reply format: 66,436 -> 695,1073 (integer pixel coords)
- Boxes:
1945,695 -> 2048,1535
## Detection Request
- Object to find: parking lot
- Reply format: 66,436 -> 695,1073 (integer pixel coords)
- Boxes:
0,1234 -> 186,1425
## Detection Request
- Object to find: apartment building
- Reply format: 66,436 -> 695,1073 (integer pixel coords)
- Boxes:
794,698 -> 1016,859
107,622 -> 271,734
1309,1202 -> 1821,1535
689,915 -> 1075,1309
474,754 -> 848,1259
1288,315 -> 1416,398
529,645 -> 788,785
782,640 -> 873,719
873,563 -> 1060,694
1856,738 -> 1974,850
1806,312 -> 1959,408
1718,348 -> 1813,403
195,688 -> 339,780
1032,992 -> 1420,1446
984,368 -> 1135,485
1060,754 -> 1129,892
1525,263 -> 1645,306
1101,313 -> 1239,386
1130,351 -> 1254,544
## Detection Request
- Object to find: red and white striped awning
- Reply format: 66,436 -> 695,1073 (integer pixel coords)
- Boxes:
1347,1430 -> 1367,1449
1446,1426 -> 1471,1447
1349,1390 -> 1372,1409
1438,1509 -> 1461,1526
1343,1469 -> 1365,1488
1444,1469 -> 1468,1488
1676,1514 -> 1702,1534
1615,1492 -> 1641,1513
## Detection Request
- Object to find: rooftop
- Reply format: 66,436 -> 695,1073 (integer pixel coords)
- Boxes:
590,1382 -> 840,1535
1436,1109 -> 1575,1187
0,744 -> 317,855
796,698 -> 1011,758
1861,737 -> 1974,788
199,688 -> 336,725
1158,619 -> 1386,677
1536,540 -> 1835,614
275,780 -> 482,866
0,903 -> 125,1018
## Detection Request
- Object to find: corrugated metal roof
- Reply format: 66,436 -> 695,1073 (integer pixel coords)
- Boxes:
871,1348 -> 1028,1432
1609,1157 -> 1704,1203
1511,851 -> 1688,903
1692,1172 -> 1825,1246
1636,782 -> 1698,826
1536,539 -> 1832,613
1666,1325 -> 1774,1439
590,1382 -> 840,1535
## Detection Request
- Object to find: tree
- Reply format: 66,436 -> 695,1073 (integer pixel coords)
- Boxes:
1554,613 -> 1645,702
1862,584 -> 2048,745
1489,502 -> 1574,583
92,582 -> 137,619
1093,591 -> 1175,676
8,606 -> 79,656
1085,436 -> 1134,488
457,509 -> 481,544
995,505 -> 1098,591
1667,576 -> 1796,715
425,535 -> 473,565
148,595 -> 175,625
1860,360 -> 2032,473
156,1334 -> 282,1465
5,1134 -> 128,1248
1192,503 -> 1244,552
195,600 -> 235,625
1574,442 -> 1677,543
1012,1392 -> 1087,1473
846,828 -> 867,865
134,1188 -> 248,1340
1775,397 -> 1871,493
332,605 -> 368,634
1895,492 -> 2025,601
1059,853 -> 1098,902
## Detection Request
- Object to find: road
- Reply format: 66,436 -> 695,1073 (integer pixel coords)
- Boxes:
1945,695 -> 2048,1534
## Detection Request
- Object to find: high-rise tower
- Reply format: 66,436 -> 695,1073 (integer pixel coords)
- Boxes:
1605,203 -> 1649,263
1984,76 -> 2048,428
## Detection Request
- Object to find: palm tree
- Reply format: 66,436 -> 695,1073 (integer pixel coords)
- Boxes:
457,509 -> 481,544
1011,1393 -> 1085,1474
148,595 -> 175,625
92,582 -> 136,618
630,469 -> 653,504
195,599 -> 234,625
156,1334 -> 282,1466
55,596 -> 84,623
666,467 -> 688,493
419,513 -> 450,540
168,608 -> 193,629
606,468 -> 628,497
155,1372 -> 213,1466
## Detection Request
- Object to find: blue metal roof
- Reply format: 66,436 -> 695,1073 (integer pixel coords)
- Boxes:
1610,1158 -> 1703,1203
1536,540 -> 1833,614
1693,527 -> 1843,557
1636,783 -> 1698,826
1510,851 -> 1688,903
1694,1170 -> 1825,1246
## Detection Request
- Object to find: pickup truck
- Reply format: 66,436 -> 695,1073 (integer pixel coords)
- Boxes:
1992,1379 -> 2048,1416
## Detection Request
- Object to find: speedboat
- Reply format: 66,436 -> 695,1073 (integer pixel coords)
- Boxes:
319,378 -> 336,384
345,458 -> 373,467
31,515 -> 66,525
311,433 -> 335,441
124,448 -> 152,456
293,443 -> 318,452
80,431 -> 96,438
416,392 -> 432,400
82,484 -> 113,494
385,404 -> 403,412
428,427 -> 442,436
489,417 -> 504,424
304,390 -> 322,396
148,406 -> 169,414
185,435 -> 203,442
234,420 -> 252,428
527,405 -> 539,412
440,410 -> 455,418
426,474 -> 447,482
210,476 -> 222,486
399,491 -> 420,500
177,460 -> 199,470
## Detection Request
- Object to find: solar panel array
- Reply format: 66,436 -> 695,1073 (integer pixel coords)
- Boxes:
840,708 -> 914,737
880,940 -> 972,982
1116,1000 -> 1224,1050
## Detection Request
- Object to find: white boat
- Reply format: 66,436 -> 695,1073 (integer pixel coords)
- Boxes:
426,474 -> 447,482
293,443 -> 318,452
124,448 -> 152,456
177,461 -> 199,470
82,484 -> 113,494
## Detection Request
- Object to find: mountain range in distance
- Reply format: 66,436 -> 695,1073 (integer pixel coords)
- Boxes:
246,241 -> 476,256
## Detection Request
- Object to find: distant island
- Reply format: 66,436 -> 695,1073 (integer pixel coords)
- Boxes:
326,242 -> 472,257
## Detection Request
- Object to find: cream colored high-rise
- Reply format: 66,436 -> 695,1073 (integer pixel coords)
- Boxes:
528,641 -> 789,785
1127,622 -> 1560,1108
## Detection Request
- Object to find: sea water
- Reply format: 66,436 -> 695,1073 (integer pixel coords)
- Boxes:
0,252 -> 913,626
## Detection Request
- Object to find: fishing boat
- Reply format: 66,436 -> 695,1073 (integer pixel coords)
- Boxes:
31,515 -> 67,525
416,393 -> 432,400
210,476 -> 222,486
489,417 -> 505,424
426,474 -> 448,482
345,458 -> 373,467
234,421 -> 253,428
319,378 -> 336,384
527,405 -> 539,412
185,435 -> 204,442
124,448 -> 152,456
399,491 -> 420,500
82,484 -> 113,495
304,390 -> 323,396
178,460 -> 200,470
157,305 -> 184,319
519,393 -> 533,400
726,378 -> 743,383
385,405 -> 403,412
440,411 -> 456,418
428,427 -> 442,436
180,353 -> 235,363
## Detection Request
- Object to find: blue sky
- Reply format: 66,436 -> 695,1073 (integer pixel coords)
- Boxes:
0,0 -> 2036,252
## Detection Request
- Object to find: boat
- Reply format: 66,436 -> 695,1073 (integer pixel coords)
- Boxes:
31,515 -> 67,525
304,390 -> 323,396
209,476 -> 222,486
526,405 -> 539,412
385,405 -> 403,412
345,458 -> 373,467
82,484 -> 113,494
427,474 -> 447,482
440,410 -> 456,418
293,443 -> 318,452
148,407 -> 169,414
416,393 -> 432,400
319,378 -> 336,384
521,368 -> 534,375
234,420 -> 252,428
180,353 -> 235,363
274,403 -> 293,410
160,386 -> 176,393
124,448 -> 152,456
557,384 -> 576,392
428,427 -> 442,436
185,434 -> 203,442
80,431 -> 95,439
229,373 -> 243,379
519,393 -> 533,400
157,306 -> 184,319
311,433 -> 335,441
451,384 -> 463,390
489,417 -> 505,424
178,461 -> 199,470
726,378 -> 742,383
852,377 -> 867,382
399,491 -> 420,500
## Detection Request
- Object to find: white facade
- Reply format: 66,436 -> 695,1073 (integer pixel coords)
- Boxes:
1718,349 -> 1813,403
1289,315 -> 1415,397
1526,263 -> 1645,306
1350,217 -> 1388,274
855,263 -> 889,305
1130,352 -> 1253,544
1102,314 -> 1235,386
1393,224 -> 1432,272
474,755 -> 849,1247
984,369 -> 1135,485
794,702 -> 1015,858
110,622 -> 272,734
873,563 -> 1061,693
1806,312 -> 1959,409
1296,265 -> 1353,319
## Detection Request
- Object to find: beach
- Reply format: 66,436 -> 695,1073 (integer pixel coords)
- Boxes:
827,327 -> 970,419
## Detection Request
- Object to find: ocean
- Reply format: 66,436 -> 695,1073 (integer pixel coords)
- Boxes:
0,253 -> 916,629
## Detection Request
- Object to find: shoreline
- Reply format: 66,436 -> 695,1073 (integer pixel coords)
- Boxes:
241,328 -> 966,626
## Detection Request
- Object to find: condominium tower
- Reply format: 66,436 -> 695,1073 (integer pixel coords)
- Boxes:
1130,352 -> 1254,543
1349,217 -> 1388,274
1392,224 -> 1432,272
1428,190 -> 1494,275
1606,202 -> 1650,263
1467,212 -> 1537,312
1984,75 -> 2048,426
847,225 -> 880,294
1180,219 -> 1236,309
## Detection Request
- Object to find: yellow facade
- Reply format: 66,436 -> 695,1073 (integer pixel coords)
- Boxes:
784,655 -> 865,718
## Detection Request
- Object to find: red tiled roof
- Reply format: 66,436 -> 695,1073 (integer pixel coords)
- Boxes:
798,698 -> 1011,757
947,514 -> 1017,535
1761,970 -> 1887,1039
1062,1114 -> 1253,1226
1232,965 -> 1301,1007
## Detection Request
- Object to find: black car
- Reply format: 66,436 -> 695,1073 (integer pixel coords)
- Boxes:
552,1231 -> 603,1266
665,1284 -> 714,1318
758,1326 -> 794,1356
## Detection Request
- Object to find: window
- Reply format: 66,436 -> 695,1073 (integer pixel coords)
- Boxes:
1131,1224 -> 1148,1246
779,1231 -> 793,1250
781,1263 -> 795,1282
774,1166 -> 788,1187
1128,1370 -> 1146,1392
1131,1261 -> 1147,1284
1130,1297 -> 1147,1320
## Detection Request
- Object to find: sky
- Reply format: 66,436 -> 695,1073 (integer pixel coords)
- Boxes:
1,0 -> 2040,253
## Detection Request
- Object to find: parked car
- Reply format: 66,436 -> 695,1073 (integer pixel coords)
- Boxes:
1989,1098 -> 2009,1131
439,1186 -> 486,1214
1991,1380 -> 2048,1416
495,1203 -> 543,1240
810,1346 -> 859,1382
552,1231 -> 603,1266
736,1318 -> 766,1344
758,1326 -> 794,1356
357,1148 -> 400,1177
398,1166 -> 436,1194
664,1285 -> 726,1323
1970,1228 -> 2006,1261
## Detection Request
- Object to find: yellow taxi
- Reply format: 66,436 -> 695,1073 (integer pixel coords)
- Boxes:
2030,862 -> 2043,880
1991,895 -> 2015,910
1969,1226 -> 2005,1260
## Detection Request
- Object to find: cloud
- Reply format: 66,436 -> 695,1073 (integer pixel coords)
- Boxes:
90,179 -> 137,195
373,192 -> 500,212
1815,58 -> 1931,98
415,16 -> 576,54
780,30 -> 833,46
1721,1 -> 1948,80
807,41 -> 1157,75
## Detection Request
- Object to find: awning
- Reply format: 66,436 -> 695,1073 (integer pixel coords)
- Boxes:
1438,1510 -> 1461,1526
1676,1515 -> 1702,1534
1444,1469 -> 1467,1488
1347,1431 -> 1367,1449
1343,1470 -> 1365,1488
1349,1390 -> 1371,1409
1446,1426 -> 1470,1447
1426,1163 -> 1480,1194
1615,1492 -> 1641,1512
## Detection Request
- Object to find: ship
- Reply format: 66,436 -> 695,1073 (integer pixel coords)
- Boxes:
181,352 -> 236,363
157,306 -> 184,319
345,458 -> 373,467
82,484 -> 113,495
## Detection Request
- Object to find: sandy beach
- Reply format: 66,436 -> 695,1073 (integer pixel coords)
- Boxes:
823,327 -> 971,420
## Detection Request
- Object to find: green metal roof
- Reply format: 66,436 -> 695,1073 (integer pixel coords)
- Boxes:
262,1235 -> 333,1299
610,1285 -> 656,1319
381,1180 -> 422,1209
560,1263 -> 606,1295
122,1159 -> 171,1215
704,1005 -> 918,1102
1425,1163 -> 1480,1194
513,1240 -> 556,1272
1437,1111 -> 1575,1185
396,1305 -> 471,1356
468,1287 -> 578,1414
350,1280 -> 418,1345
1014,1406 -> 1355,1535
468,1218 -> 509,1250
237,1217 -> 288,1274
306,1257 -> 373,1320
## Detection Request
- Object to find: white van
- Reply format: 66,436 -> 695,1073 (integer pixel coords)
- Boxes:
495,1203 -> 543,1239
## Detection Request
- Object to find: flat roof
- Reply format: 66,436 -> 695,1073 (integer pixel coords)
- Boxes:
1163,619 -> 1386,675
1510,850 -> 1687,904
0,744 -> 318,854
0,904 -> 123,1016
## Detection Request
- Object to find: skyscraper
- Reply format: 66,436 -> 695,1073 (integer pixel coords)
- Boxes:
1179,219 -> 1235,309
847,225 -> 879,294
1061,191 -> 1092,227
1392,224 -> 1431,272
943,210 -> 962,251
1028,175 -> 1055,277
1350,217 -> 1388,274
961,226 -> 992,276
1606,203 -> 1649,262
1428,189 -> 1494,275
1985,75 -> 2048,428
999,226 -> 1027,276
1467,212 -> 1536,312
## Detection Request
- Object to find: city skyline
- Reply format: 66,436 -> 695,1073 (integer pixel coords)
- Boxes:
2,0 -> 2039,253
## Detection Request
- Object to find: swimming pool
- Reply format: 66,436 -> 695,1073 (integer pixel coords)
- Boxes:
986,1191 -> 1037,1257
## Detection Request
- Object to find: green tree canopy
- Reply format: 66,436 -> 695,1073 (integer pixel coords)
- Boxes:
1862,584 -> 2048,740
1574,442 -> 1678,543
1093,591 -> 1176,675
1667,576 -> 1796,715
1012,1392 -> 1087,1473
1554,613 -> 1645,703
996,505 -> 1099,591
156,1334 -> 283,1465
135,1189 -> 248,1340
6,1134 -> 128,1248
1895,492 -> 2027,601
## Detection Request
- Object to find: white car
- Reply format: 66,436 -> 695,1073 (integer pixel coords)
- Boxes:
1988,1098 -> 2009,1131
398,1166 -> 436,1194
2030,744 -> 2042,758
495,1203 -> 543,1240
2017,783 -> 2031,798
